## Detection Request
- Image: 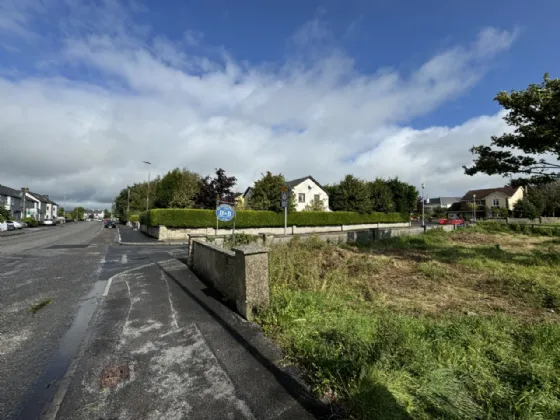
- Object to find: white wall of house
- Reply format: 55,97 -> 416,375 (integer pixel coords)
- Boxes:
292,178 -> 330,212
485,187 -> 524,211
24,193 -> 41,220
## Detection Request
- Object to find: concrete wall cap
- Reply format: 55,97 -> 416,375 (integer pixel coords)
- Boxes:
232,244 -> 269,255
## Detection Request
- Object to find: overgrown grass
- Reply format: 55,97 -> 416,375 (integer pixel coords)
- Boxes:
257,231 -> 560,419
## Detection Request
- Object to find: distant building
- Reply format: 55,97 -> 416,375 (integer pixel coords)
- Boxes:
84,209 -> 105,220
424,197 -> 461,213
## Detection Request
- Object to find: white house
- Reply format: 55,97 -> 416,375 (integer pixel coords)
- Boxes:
287,176 -> 330,212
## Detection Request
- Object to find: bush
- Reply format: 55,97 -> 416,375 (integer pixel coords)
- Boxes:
140,209 -> 408,228
23,217 -> 39,227
129,214 -> 140,223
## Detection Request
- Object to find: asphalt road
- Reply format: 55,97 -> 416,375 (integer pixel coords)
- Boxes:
0,221 -> 112,419
1,222 -> 325,419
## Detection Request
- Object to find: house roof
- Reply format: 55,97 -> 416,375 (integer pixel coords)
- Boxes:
0,184 -> 21,198
242,187 -> 253,198
426,197 -> 462,206
286,175 -> 328,194
28,191 -> 58,205
460,187 -> 519,201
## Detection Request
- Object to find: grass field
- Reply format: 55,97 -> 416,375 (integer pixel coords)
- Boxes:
257,225 -> 560,419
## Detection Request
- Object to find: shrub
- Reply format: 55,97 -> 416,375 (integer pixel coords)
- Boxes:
140,209 -> 407,228
23,217 -> 39,227
129,214 -> 140,223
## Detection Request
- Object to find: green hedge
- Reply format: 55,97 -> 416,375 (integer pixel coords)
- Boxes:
140,209 -> 407,228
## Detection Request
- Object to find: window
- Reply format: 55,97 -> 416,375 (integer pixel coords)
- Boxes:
298,193 -> 306,203
492,199 -> 499,206
314,194 -> 320,202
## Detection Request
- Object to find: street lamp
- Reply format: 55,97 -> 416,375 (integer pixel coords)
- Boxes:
421,183 -> 425,228
143,161 -> 152,212
473,194 -> 476,223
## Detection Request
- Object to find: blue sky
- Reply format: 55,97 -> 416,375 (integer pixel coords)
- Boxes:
0,0 -> 557,207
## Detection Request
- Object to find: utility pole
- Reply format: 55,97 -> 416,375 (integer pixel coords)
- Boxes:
127,187 -> 130,215
421,183 -> 425,228
473,194 -> 477,223
143,161 -> 152,212
21,187 -> 29,220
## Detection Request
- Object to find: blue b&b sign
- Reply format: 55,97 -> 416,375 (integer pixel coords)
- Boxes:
216,204 -> 235,222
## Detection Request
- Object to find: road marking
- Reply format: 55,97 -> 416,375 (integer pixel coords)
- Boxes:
103,263 -> 154,297
120,254 -> 128,264
117,227 -> 122,242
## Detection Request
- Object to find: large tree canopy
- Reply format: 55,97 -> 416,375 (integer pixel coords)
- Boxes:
194,168 -> 237,209
464,73 -> 560,184
154,168 -> 201,209
247,171 -> 296,212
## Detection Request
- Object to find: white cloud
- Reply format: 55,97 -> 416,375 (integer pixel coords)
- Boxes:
0,2 -> 519,208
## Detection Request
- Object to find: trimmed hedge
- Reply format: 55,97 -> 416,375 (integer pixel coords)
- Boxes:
140,209 -> 407,228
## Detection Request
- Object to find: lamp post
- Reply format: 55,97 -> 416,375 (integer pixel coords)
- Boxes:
143,161 -> 152,212
473,194 -> 476,223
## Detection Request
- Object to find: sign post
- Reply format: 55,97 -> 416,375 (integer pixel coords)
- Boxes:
216,202 -> 235,243
281,185 -> 288,235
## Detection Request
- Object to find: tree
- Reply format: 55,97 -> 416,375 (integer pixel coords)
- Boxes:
431,206 -> 447,218
247,172 -> 296,212
155,168 -> 201,209
464,74 -> 560,184
194,168 -> 237,209
303,196 -> 326,211
0,206 -> 9,222
113,179 -> 158,221
367,178 -> 395,212
326,175 -> 372,214
103,209 -> 111,218
386,178 -> 418,214
57,207 -> 65,217
72,207 -> 85,220
537,181 -> 560,216
513,197 -> 539,219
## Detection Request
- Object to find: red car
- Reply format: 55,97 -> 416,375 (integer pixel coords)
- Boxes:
438,218 -> 464,225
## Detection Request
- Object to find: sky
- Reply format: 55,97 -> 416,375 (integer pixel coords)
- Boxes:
0,0 -> 558,209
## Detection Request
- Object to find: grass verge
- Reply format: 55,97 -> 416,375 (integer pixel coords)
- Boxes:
256,231 -> 560,419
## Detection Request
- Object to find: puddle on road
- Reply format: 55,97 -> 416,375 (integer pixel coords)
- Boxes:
18,279 -> 107,419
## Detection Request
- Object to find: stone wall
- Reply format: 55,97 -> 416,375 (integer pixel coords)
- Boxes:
188,238 -> 269,321
144,222 -> 411,241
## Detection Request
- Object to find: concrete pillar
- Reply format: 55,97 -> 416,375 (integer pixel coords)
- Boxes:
232,244 -> 270,321
159,225 -> 167,241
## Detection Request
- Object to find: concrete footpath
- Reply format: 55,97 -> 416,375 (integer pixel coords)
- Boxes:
53,257 -> 328,419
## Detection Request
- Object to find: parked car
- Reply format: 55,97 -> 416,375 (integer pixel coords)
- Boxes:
42,220 -> 55,226
0,222 -> 6,231
5,222 -> 16,231
104,220 -> 116,228
10,220 -> 23,229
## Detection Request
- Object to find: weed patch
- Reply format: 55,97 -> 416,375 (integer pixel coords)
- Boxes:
30,298 -> 53,314
258,231 -> 560,419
